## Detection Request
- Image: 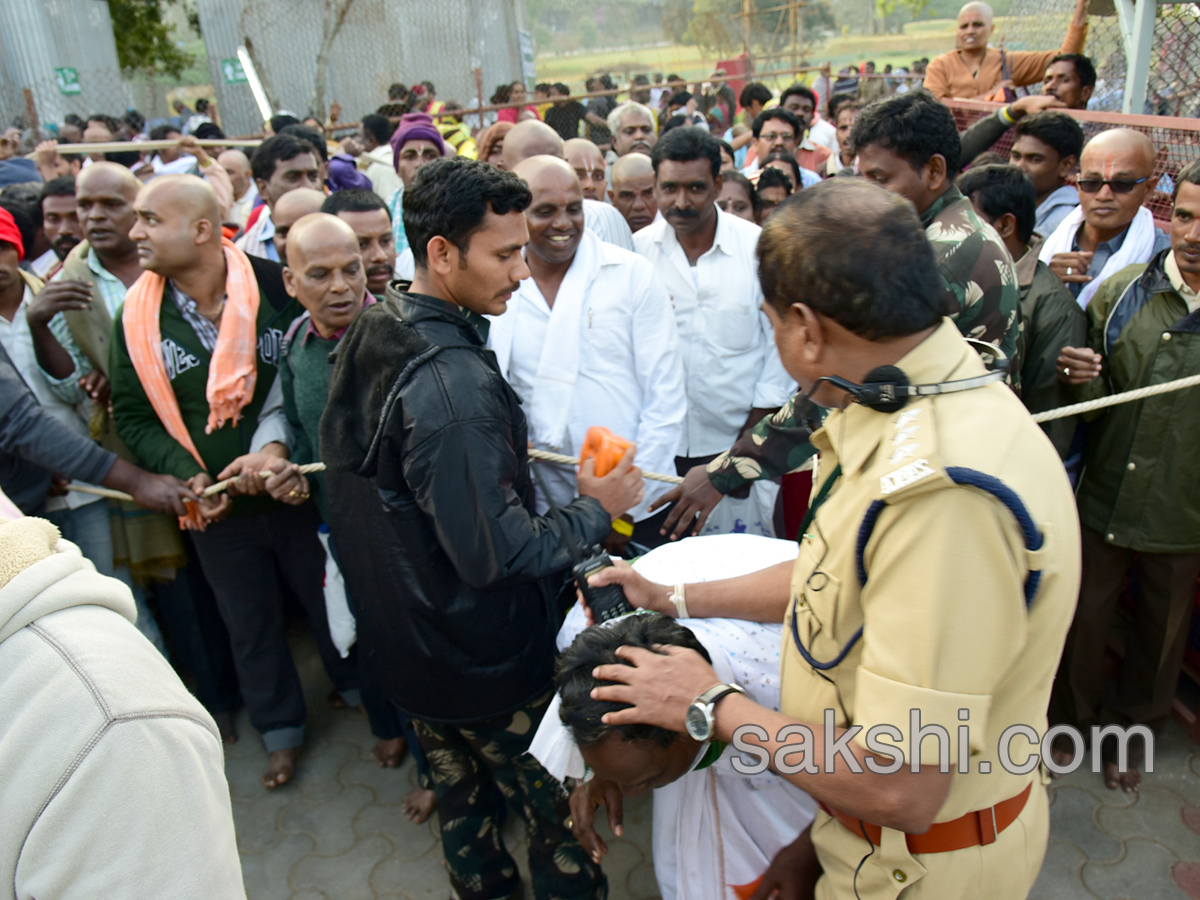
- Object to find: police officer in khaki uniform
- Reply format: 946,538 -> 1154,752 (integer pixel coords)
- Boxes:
582,180 -> 1081,899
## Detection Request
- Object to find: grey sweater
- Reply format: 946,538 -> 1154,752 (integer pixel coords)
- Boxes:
0,342 -> 115,514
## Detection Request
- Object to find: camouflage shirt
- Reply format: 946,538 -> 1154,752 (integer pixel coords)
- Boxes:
706,185 -> 1021,495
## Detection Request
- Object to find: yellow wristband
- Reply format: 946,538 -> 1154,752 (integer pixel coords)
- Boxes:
611,517 -> 634,536
998,106 -> 1016,126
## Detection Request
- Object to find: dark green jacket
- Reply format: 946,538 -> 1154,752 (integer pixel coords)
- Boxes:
1075,250 -> 1200,553
110,255 -> 301,517
278,311 -> 338,519
1013,242 -> 1087,458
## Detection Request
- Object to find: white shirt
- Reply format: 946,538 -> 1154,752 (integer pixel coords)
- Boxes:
807,117 -> 839,154
0,285 -> 100,510
234,208 -> 278,262
30,249 -> 60,281
489,231 -> 686,519
229,182 -> 259,230
583,198 -> 635,250
361,144 -> 403,202
634,207 -> 795,457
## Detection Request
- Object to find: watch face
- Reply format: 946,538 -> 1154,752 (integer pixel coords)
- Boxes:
685,704 -> 711,742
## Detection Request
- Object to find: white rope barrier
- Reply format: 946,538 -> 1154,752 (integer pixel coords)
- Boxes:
64,375 -> 1200,503
1030,373 -> 1200,423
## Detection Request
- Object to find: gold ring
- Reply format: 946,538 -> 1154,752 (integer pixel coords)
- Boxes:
288,489 -> 299,498
566,817 -> 574,829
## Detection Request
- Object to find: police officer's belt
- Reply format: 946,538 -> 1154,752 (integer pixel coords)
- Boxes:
817,781 -> 1031,852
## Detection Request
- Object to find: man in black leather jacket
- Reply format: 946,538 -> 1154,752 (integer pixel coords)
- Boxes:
321,157 -> 643,900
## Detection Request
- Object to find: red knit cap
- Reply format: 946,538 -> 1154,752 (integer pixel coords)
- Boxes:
0,206 -> 23,260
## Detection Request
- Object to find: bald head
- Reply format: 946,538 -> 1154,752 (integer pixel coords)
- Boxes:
281,212 -> 368,337
1078,129 -> 1157,234
285,212 -> 358,268
271,188 -> 326,262
564,139 -> 606,202
958,2 -> 993,22
218,149 -> 253,199
78,161 -> 142,203
130,175 -> 224,276
611,152 -> 654,187
500,120 -> 564,171
512,155 -> 579,191
957,2 -> 994,52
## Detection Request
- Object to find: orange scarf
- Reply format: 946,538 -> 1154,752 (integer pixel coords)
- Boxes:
122,238 -> 261,530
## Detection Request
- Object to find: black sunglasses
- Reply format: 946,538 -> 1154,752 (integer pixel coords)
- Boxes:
1077,176 -> 1150,194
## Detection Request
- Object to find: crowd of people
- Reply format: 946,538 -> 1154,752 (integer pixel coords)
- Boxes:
3,1 -> 1200,896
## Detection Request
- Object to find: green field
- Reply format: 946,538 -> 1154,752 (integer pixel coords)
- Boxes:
533,17 -> 1040,90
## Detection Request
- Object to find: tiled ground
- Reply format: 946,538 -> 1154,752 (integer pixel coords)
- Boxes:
226,634 -> 1200,899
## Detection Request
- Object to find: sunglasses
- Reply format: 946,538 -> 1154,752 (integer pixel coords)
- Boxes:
1077,176 -> 1150,194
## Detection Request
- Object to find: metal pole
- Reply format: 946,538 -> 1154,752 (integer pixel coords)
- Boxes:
1118,0 -> 1156,115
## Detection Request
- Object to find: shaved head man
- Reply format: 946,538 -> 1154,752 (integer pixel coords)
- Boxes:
113,173 -> 361,790
564,138 -> 606,202
284,214 -> 369,338
75,163 -> 144,280
1042,128 -> 1168,305
499,120 -> 564,171
499,120 -> 636,251
512,155 -> 585,268
218,149 -> 257,228
609,153 -> 657,233
270,188 -> 326,264
924,0 -> 1091,100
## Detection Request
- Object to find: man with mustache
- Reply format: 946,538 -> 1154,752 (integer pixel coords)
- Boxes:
608,101 -> 658,158
320,189 -> 396,298
634,127 -> 795,537
1049,162 -> 1200,793
30,176 -> 83,280
489,156 -> 685,550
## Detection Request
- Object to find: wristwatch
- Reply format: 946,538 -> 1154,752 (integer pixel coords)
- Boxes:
685,682 -> 745,742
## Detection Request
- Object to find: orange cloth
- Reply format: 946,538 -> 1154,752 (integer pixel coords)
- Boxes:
122,238 -> 261,530
923,20 -> 1088,100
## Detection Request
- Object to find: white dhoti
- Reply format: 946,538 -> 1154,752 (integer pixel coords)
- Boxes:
531,534 -> 818,900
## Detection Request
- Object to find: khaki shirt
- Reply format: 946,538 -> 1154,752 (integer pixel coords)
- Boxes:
780,319 -> 1081,899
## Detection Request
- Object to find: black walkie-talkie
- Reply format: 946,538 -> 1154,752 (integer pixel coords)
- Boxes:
531,463 -> 634,623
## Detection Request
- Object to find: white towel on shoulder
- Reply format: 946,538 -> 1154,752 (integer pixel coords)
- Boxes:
1039,205 -> 1158,310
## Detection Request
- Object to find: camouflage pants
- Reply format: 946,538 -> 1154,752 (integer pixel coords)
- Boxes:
413,689 -> 606,900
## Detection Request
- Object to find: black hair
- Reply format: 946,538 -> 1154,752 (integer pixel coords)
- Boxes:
269,114 -> 301,135
752,108 -> 801,140
739,82 -> 772,110
849,89 -> 961,176
1174,159 -> 1200,203
780,83 -> 817,109
403,156 -> 531,268
195,98 -> 210,114
279,124 -> 328,162
148,124 -> 180,142
828,95 -> 859,120
1049,53 -> 1097,89
956,164 -> 1037,245
122,109 -> 145,133
192,122 -> 225,141
757,179 -> 947,338
251,133 -> 320,184
758,164 -> 795,195
1012,111 -> 1084,164
86,114 -> 120,135
490,83 -> 512,105
39,175 -> 76,205
552,82 -> 570,95
967,150 -> 1010,169
721,168 -> 762,217
361,114 -> 394,146
716,138 -> 735,162
764,151 -> 804,189
650,125 -> 722,180
556,614 -> 712,748
321,188 -> 391,220
0,198 -> 36,260
598,74 -> 616,91
669,90 -> 692,107
64,113 -> 85,129
388,82 -> 408,101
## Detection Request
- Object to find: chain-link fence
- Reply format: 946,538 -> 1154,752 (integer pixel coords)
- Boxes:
1000,0 -> 1200,116
195,0 -> 528,138
948,98 -> 1200,226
